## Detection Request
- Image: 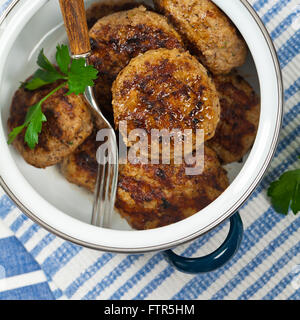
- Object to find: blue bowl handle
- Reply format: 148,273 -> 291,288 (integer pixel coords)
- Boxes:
163,212 -> 243,274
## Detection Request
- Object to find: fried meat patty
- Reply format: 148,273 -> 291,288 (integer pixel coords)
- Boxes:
86,0 -> 143,29
154,0 -> 247,74
88,6 -> 183,112
208,73 -> 260,164
60,130 -> 99,192
112,48 -> 220,156
116,146 -> 229,230
8,82 -> 93,168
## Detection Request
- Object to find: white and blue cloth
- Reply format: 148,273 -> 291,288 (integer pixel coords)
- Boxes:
0,0 -> 299,300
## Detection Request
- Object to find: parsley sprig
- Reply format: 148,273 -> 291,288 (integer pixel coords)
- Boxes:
268,156 -> 300,216
8,44 -> 98,149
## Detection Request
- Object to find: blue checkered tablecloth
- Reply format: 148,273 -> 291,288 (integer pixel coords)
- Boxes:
0,0 -> 299,300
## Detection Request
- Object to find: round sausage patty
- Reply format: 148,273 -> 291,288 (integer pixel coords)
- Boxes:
112,48 -> 220,158
116,146 -> 229,230
88,6 -> 183,113
60,130 -> 99,193
8,82 -> 93,168
154,0 -> 248,74
208,73 -> 260,163
86,0 -> 142,29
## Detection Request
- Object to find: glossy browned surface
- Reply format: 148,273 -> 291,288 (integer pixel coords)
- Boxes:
60,130 -> 99,192
88,6 -> 183,112
208,73 -> 260,163
112,48 -> 220,154
86,0 -> 143,29
8,82 -> 93,168
116,146 -> 229,230
154,0 -> 247,74
61,144 -> 229,231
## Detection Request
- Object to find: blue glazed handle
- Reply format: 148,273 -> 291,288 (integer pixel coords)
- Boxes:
163,212 -> 243,274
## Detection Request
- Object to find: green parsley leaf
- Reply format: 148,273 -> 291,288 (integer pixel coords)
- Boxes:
56,44 -> 71,74
8,82 -> 66,149
24,102 -> 47,149
7,102 -> 47,150
37,49 -> 58,73
8,99 -> 47,149
67,58 -> 98,95
25,49 -> 67,90
8,44 -> 98,149
7,124 -> 26,145
268,169 -> 300,215
34,69 -> 63,83
25,69 -> 64,90
25,77 -> 49,90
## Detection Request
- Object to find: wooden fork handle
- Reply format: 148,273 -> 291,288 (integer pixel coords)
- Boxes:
59,0 -> 91,56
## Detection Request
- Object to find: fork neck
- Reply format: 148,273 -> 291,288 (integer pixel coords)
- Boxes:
71,52 -> 91,60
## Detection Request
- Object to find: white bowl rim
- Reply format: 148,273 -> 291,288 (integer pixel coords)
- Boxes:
0,0 -> 283,253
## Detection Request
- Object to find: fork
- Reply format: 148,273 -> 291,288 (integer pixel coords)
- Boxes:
59,0 -> 119,228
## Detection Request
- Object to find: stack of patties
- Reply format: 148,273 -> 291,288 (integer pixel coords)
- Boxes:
60,0 -> 260,230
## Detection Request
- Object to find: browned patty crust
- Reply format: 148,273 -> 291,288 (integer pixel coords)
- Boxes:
60,130 -> 99,193
60,144 -> 229,231
116,146 -> 229,230
112,48 -> 220,156
88,6 -> 183,112
86,0 -> 146,29
208,73 -> 260,164
8,82 -> 93,168
154,0 -> 247,74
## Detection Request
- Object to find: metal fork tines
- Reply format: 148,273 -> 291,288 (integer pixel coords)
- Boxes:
92,133 -> 118,228
59,0 -> 119,229
83,86 -> 119,229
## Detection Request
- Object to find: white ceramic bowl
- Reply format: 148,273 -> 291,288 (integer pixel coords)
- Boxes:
0,0 -> 283,253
